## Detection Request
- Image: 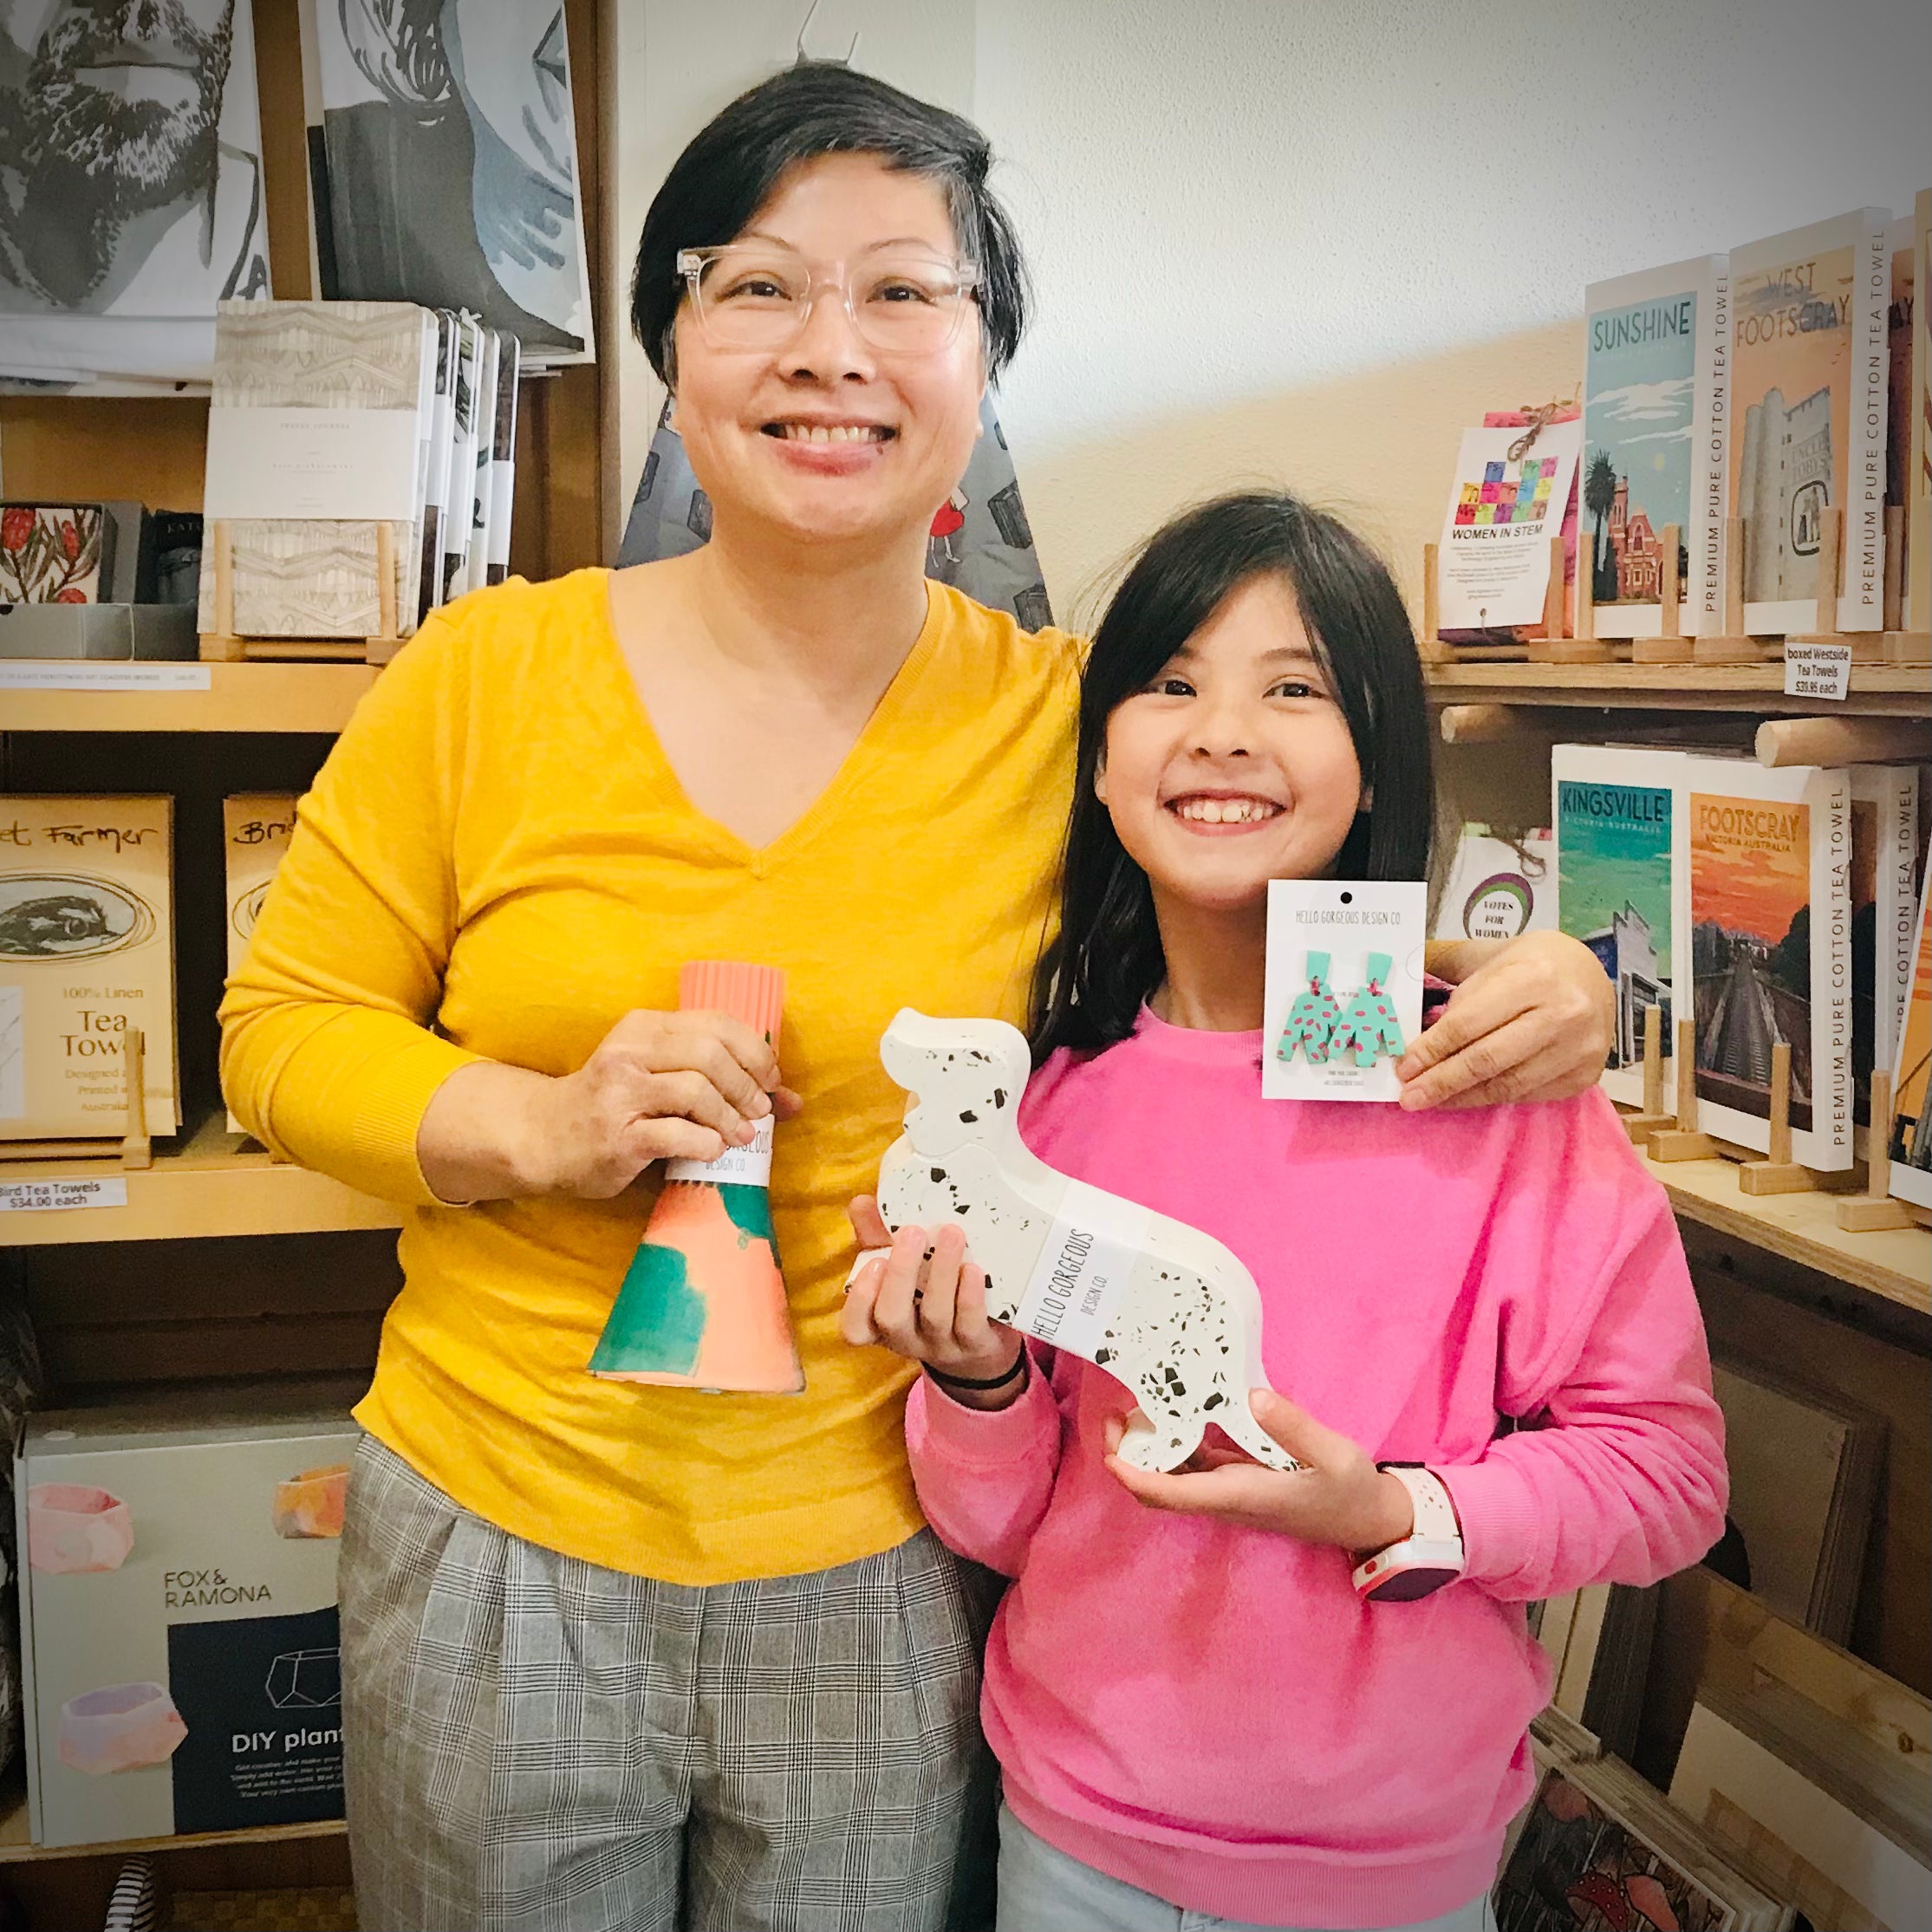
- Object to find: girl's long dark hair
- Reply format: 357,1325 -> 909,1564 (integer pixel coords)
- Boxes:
1029,491 -> 1434,1063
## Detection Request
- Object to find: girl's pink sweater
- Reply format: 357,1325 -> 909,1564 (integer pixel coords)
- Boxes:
905,1007 -> 1727,1929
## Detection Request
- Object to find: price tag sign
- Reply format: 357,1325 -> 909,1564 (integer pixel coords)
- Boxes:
1783,641 -> 1852,702
0,1176 -> 129,1213
0,662 -> 211,693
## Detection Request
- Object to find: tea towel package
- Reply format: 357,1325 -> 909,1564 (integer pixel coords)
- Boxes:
1,796 -> 177,1141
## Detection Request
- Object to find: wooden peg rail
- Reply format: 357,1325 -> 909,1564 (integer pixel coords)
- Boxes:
1754,716 -> 1931,768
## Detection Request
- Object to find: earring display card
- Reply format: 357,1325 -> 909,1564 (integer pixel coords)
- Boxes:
1264,881 -> 1428,1102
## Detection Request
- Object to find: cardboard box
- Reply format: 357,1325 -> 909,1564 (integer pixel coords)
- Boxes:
0,795 -> 179,1140
223,797 -> 297,1133
15,1388 -> 361,1848
0,603 -> 195,660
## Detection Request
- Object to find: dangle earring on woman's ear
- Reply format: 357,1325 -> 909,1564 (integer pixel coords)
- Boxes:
1333,952 -> 1405,1068
1277,951 -> 1339,1064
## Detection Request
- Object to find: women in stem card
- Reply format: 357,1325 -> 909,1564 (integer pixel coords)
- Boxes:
1436,420 -> 1583,633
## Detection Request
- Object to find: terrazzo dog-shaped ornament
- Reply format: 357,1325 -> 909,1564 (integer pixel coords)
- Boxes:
871,1010 -> 1298,1474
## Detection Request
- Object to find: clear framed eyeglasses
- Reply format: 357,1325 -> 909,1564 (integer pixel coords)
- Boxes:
676,243 -> 982,355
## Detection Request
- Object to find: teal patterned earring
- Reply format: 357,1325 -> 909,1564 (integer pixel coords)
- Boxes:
1277,951 -> 1340,1064
1333,952 -> 1405,1067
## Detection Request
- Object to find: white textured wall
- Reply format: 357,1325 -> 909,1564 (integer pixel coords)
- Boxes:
607,0 -> 1932,619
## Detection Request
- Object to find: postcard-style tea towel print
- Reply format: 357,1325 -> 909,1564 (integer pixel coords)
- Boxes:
618,395 -> 1054,632
0,0 -> 271,389
309,0 -> 595,366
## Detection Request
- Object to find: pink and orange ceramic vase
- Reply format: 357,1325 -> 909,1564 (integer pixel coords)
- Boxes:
589,962 -> 803,1393
272,1463 -> 350,1539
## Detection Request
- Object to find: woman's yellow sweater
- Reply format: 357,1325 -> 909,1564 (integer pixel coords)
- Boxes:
220,569 -> 1079,1583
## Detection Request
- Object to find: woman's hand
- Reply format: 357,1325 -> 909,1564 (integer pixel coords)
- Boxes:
841,1196 -> 1026,1411
1402,930 -> 1614,1110
417,1008 -> 800,1203
1103,1392 -> 1413,1551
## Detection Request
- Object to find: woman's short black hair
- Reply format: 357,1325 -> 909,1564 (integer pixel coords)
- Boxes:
1030,491 -> 1436,1063
630,62 -> 1030,385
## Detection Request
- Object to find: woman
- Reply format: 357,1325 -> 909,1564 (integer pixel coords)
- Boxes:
221,62 -> 1616,1932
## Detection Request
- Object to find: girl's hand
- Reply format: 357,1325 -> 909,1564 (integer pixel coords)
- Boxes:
841,1196 -> 1026,1411
1103,1391 -> 1414,1551
1401,930 -> 1614,1110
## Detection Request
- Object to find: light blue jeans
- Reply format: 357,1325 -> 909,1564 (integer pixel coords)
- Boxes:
996,1805 -> 1498,1932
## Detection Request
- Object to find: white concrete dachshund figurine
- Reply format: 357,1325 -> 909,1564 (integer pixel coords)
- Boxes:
870,1010 -> 1298,1474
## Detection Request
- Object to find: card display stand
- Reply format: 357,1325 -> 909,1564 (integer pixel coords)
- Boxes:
198,520 -> 403,667
1644,1018 -> 1721,1164
1622,1032 -> 1928,1235
1619,1004 -> 1676,1144
0,1027 -> 153,1171
1836,1073 -> 1921,1233
1418,534 -> 1575,664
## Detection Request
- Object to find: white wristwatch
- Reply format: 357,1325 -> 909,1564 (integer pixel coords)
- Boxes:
1352,1463 -> 1467,1603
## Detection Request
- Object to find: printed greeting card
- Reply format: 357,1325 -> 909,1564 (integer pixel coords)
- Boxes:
1437,420 -> 1584,633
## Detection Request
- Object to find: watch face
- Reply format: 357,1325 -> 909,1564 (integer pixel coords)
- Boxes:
1362,1564 -> 1458,1603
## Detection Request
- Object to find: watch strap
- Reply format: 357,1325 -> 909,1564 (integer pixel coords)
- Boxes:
1378,1463 -> 1461,1549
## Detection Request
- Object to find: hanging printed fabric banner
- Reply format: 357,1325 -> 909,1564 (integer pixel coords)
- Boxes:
0,0 -> 272,390
618,394 -> 1054,631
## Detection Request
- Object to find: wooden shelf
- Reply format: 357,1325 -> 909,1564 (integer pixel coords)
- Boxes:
1647,1153 -> 1930,1317
0,1782 -> 343,1864
1,661 -> 377,733
2,1114 -> 400,1248
1422,660 -> 1929,716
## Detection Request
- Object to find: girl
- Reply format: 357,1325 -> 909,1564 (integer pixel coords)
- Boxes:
842,492 -> 1727,1932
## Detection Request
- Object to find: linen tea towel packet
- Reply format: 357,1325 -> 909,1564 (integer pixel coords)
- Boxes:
462,330 -> 501,597
196,301 -> 434,639
486,335 -> 521,586
440,317 -> 483,604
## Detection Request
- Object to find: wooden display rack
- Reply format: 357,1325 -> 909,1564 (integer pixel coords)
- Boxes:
1421,502 -> 1931,673
0,1028 -> 153,1171
1418,533 -> 1579,665
198,519 -> 404,667
1623,1021 -> 1929,1236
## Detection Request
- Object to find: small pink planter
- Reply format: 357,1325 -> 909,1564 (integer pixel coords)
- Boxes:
58,1682 -> 187,1774
27,1483 -> 133,1574
271,1462 -> 349,1539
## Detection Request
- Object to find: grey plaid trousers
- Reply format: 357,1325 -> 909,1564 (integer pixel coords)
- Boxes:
340,1434 -> 1001,1932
